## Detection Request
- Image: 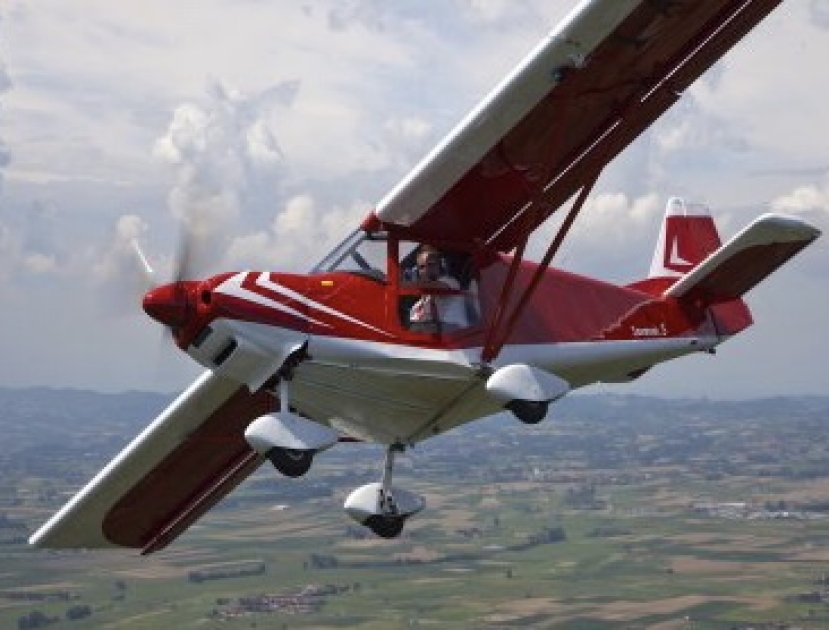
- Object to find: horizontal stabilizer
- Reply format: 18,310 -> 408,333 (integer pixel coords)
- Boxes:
664,213 -> 820,303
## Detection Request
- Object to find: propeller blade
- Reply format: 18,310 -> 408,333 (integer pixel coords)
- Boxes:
130,239 -> 157,291
135,220 -> 209,348
173,224 -> 200,283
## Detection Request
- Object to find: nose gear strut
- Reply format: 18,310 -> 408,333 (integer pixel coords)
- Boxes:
344,442 -> 424,538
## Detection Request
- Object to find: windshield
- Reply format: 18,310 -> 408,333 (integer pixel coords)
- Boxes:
311,229 -> 387,277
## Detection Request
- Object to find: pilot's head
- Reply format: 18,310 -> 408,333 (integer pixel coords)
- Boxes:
416,246 -> 442,281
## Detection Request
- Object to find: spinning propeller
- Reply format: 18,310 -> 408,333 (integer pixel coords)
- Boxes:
134,228 -> 202,344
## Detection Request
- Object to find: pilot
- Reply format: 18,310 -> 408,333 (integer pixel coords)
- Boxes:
409,246 -> 468,332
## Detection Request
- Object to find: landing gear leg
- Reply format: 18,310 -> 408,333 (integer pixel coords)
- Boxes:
264,378 -> 316,477
343,443 -> 424,539
368,444 -> 406,538
246,351 -> 340,479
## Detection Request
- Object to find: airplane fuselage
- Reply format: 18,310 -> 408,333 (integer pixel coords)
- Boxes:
143,256 -> 751,444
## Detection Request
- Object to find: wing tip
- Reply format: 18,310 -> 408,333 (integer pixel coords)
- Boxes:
754,212 -> 822,243
28,519 -> 121,551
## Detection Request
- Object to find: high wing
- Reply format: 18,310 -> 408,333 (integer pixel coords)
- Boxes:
371,0 -> 781,250
29,372 -> 273,554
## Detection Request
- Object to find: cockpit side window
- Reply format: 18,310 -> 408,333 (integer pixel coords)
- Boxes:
397,244 -> 481,335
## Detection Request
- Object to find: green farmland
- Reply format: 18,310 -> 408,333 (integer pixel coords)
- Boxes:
3,390 -> 829,629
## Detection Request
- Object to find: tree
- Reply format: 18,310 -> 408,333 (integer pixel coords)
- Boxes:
66,605 -> 92,620
17,610 -> 56,629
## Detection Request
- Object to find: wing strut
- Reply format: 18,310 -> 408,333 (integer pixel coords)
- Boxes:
481,169 -> 601,364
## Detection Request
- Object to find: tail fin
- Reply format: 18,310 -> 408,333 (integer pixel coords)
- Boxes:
642,197 -> 820,305
649,197 -> 721,280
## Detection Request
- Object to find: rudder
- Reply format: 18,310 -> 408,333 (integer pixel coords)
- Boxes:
649,197 -> 722,279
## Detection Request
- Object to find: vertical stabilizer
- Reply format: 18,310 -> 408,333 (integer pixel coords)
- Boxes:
649,197 -> 721,279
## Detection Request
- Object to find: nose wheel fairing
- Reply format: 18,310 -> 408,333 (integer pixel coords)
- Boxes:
344,444 -> 425,539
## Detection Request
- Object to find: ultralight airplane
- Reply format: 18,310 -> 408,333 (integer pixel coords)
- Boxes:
31,0 -> 820,552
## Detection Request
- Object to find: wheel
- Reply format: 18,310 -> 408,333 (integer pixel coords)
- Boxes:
268,447 -> 313,478
506,399 -> 549,425
365,515 -> 405,539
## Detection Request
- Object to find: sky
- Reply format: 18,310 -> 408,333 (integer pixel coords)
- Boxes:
0,0 -> 827,399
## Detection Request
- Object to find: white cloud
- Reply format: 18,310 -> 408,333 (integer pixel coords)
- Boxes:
768,176 -> 829,274
92,214 -> 150,282
684,3 -> 829,169
225,194 -> 365,272
23,252 -> 56,274
90,213 -> 156,316
0,60 -> 11,94
0,45 -> 12,196
0,221 -> 16,282
0,199 -> 65,285
771,182 -> 829,215
372,115 -> 435,173
530,192 -> 662,281
459,0 -> 531,24
810,0 -> 829,29
153,78 -> 292,277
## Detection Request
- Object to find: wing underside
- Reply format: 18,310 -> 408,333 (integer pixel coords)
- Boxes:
30,372 -> 274,554
374,0 -> 782,250
292,361 -> 499,445
30,364 -> 496,552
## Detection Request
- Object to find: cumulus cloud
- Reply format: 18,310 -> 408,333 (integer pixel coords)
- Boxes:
810,0 -> 829,29
457,0 -> 541,26
0,42 -> 12,196
90,213 -> 161,316
225,194 -> 365,271
93,214 -> 150,281
154,78 -> 294,277
0,23 -> 58,287
21,201 -> 61,270
23,252 -> 56,274
0,201 -> 63,285
151,75 -> 371,277
771,180 -> 829,215
0,222 -> 16,284
769,174 -> 829,273
528,192 -> 663,282
370,114 -> 434,173
327,0 -> 394,32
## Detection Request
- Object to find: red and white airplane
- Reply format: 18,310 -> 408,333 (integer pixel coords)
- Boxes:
31,0 -> 820,552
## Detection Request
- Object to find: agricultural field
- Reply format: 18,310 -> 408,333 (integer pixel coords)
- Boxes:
3,390 -> 829,628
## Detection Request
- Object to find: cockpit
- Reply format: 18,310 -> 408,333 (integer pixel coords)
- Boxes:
312,229 -> 481,336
